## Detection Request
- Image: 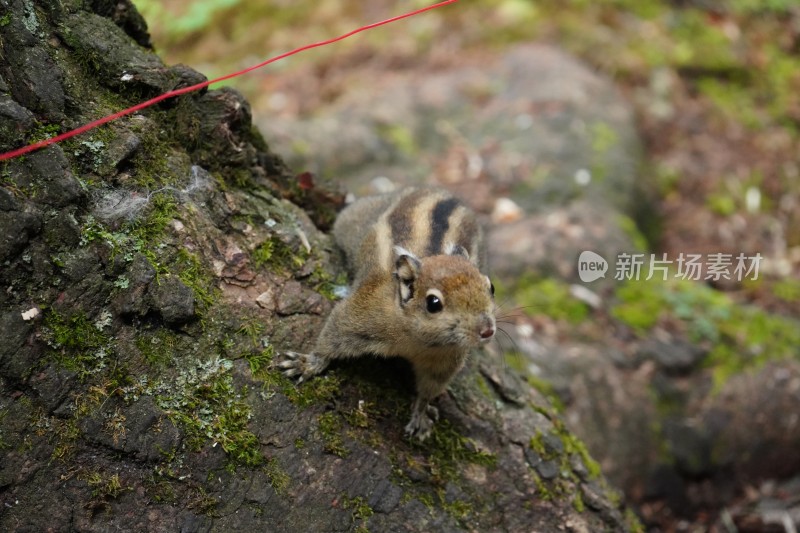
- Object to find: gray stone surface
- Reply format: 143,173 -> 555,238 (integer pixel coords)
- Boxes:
149,275 -> 196,325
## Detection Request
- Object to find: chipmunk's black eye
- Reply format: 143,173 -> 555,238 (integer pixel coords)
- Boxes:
426,294 -> 443,313
490,281 -> 495,296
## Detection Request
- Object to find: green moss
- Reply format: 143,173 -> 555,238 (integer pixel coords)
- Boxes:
523,1 -> 800,134
529,404 -> 602,479
344,401 -> 372,429
79,215 -> 124,249
707,307 -> 800,391
649,381 -> 684,420
0,410 -> 9,451
251,239 -> 275,268
135,328 -> 179,367
772,278 -> 800,302
79,191 -> 179,272
84,471 -> 127,500
698,78 -> 763,129
414,490 -> 436,510
343,495 -> 374,521
378,123 -> 418,157
130,194 -> 179,245
706,191 -> 737,216
666,282 -> 731,341
51,417 -> 81,461
530,470 -> 553,501
154,356 -> 263,467
309,267 -> 347,302
731,0 -> 796,13
146,476 -> 178,503
44,310 -> 114,378
231,168 -> 255,189
669,10 -> 738,70
393,462 -> 482,525
612,277 -> 800,389
589,121 -> 619,182
503,351 -> 527,374
653,162 -> 682,195
625,507 -> 646,533
187,487 -> 219,516
572,488 -> 585,513
512,275 -> 589,324
562,432 -> 602,480
244,346 -> 273,376
28,122 -> 62,143
616,214 -> 650,252
317,411 -> 349,457
529,431 -> 551,459
611,279 -> 667,333
237,318 -> 267,347
611,278 -> 732,341
437,488 -> 473,521
279,373 -> 342,409
389,400 -> 496,515
265,458 -> 291,494
474,373 -> 494,400
528,425 -> 600,512
252,235 -> 309,273
419,419 -> 497,483
128,150 -> 174,190
526,374 -> 565,413
175,249 -> 217,310
46,379 -> 129,462
0,13 -> 11,26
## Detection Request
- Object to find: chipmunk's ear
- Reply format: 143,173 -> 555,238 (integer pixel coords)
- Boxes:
394,247 -> 421,305
445,242 -> 470,260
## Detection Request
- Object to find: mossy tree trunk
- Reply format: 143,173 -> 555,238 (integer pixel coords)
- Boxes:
0,1 -> 635,530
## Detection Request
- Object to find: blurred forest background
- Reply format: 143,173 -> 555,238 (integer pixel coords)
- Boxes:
131,0 -> 800,302
127,0 -> 800,530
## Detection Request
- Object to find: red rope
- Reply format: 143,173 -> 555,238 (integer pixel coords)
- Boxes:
0,0 -> 458,162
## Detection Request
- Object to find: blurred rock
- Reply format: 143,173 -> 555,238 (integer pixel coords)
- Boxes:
705,361 -> 800,481
638,338 -> 708,375
488,200 -> 639,286
263,44 -> 649,287
264,45 -> 643,209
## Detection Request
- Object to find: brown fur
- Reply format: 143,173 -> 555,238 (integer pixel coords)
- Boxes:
279,187 -> 496,440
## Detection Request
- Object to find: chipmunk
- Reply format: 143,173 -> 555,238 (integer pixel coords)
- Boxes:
279,187 -> 496,440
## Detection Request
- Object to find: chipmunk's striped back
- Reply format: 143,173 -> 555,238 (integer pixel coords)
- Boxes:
285,186 -> 496,441
333,188 -> 485,279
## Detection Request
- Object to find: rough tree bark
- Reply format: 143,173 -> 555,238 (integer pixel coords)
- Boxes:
0,1 -> 636,531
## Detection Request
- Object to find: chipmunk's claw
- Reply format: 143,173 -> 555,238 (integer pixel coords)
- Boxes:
276,351 -> 328,382
404,402 -> 439,442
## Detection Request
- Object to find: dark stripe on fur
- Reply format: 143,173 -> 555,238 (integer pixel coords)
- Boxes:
427,197 -> 460,255
388,190 -> 425,250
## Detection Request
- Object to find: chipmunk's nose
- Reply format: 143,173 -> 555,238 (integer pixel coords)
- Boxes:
478,315 -> 495,340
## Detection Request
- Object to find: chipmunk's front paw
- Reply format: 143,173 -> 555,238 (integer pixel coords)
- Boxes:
404,404 -> 439,442
277,351 -> 328,383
